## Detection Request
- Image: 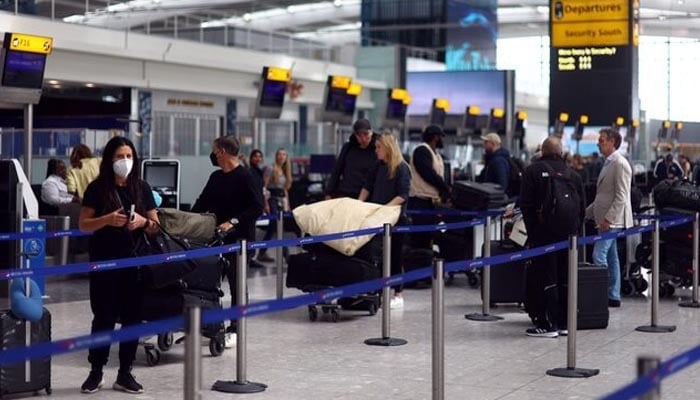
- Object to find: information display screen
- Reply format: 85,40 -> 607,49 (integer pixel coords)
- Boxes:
343,94 -> 357,116
144,164 -> 178,190
259,80 -> 286,108
386,100 -> 407,120
2,50 -> 46,89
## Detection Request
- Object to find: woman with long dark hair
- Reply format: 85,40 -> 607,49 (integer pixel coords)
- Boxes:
78,136 -> 159,394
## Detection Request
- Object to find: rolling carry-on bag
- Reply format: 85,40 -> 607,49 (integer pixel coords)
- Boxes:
485,240 -> 527,304
286,251 -> 380,289
0,308 -> 52,397
577,262 -> 609,330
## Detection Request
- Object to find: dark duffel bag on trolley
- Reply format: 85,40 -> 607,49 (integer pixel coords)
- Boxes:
577,262 -> 609,330
286,251 -> 380,289
653,179 -> 700,212
451,180 -> 509,211
0,308 -> 52,397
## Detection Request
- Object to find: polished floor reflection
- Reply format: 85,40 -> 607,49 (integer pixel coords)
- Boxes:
35,261 -> 700,399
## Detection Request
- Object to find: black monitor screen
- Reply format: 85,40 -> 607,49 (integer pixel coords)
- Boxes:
386,100 -> 407,120
259,79 -> 286,108
324,87 -> 347,113
430,108 -> 446,126
309,154 -> 336,174
2,50 -> 46,89
343,94 -> 357,116
144,164 -> 178,189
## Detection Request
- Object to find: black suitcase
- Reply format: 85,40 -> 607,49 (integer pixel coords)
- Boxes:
286,251 -> 380,289
578,263 -> 609,330
0,308 -> 52,397
451,181 -> 509,211
402,248 -> 434,288
485,240 -> 527,304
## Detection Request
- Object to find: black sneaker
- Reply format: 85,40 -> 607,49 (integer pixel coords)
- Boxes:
526,327 -> 559,338
113,371 -> 144,394
80,370 -> 104,394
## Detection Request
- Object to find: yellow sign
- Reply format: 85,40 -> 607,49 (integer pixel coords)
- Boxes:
559,112 -> 570,122
491,108 -> 505,118
402,95 -> 412,105
434,98 -> 450,111
467,106 -> 481,116
516,111 -> 528,120
8,33 -> 53,54
331,75 -> 351,90
266,67 -> 291,82
551,0 -> 628,23
552,21 -> 629,47
346,83 -> 362,96
390,88 -> 407,101
579,115 -> 589,124
615,117 -> 625,126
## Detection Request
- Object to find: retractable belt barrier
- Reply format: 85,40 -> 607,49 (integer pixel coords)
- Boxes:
0,213 -> 696,398
600,342 -> 700,400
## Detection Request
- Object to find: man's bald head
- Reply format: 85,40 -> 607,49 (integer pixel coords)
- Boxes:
541,136 -> 563,157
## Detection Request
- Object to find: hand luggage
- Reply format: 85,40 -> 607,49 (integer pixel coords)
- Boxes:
0,308 -> 51,397
577,262 -> 609,330
653,179 -> 700,212
485,240 -> 527,304
451,181 -> 509,211
286,251 -> 380,289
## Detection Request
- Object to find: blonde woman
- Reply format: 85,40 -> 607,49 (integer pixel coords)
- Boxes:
258,148 -> 292,262
359,132 -> 411,308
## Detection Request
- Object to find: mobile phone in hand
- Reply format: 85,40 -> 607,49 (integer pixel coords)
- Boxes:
128,204 -> 136,222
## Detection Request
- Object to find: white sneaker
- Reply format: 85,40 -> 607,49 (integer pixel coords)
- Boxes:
224,332 -> 237,349
390,296 -> 404,310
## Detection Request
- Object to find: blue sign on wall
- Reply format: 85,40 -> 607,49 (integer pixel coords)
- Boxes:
22,219 -> 45,294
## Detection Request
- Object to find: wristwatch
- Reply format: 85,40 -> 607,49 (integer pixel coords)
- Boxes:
229,218 -> 239,226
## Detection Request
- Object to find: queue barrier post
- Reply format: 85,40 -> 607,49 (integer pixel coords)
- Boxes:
184,304 -> 202,400
679,212 -> 700,308
365,223 -> 407,347
547,235 -> 599,378
432,258 -> 445,400
636,220 -> 677,333
212,240 -> 267,393
276,208 -> 285,300
637,356 -> 661,400
465,215 -> 503,322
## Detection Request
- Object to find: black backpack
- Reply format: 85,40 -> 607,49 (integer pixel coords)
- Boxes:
507,156 -> 526,197
538,163 -> 582,237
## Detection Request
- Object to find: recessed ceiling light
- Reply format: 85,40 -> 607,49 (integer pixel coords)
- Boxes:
678,0 -> 685,5
85,83 -> 95,88
48,80 -> 59,84
658,15 -> 667,20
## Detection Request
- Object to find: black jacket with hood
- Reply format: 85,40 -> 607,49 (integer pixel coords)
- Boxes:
326,133 -> 379,198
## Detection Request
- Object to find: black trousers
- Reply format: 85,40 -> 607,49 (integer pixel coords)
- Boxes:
526,238 -> 569,330
88,268 -> 143,370
407,197 -> 436,250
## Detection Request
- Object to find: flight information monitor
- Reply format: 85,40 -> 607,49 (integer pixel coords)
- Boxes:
2,50 -> 46,89
548,0 -> 639,126
0,32 -> 53,104
253,66 -> 291,119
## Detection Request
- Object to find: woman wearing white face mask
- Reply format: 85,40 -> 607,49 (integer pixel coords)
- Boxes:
78,136 -> 159,395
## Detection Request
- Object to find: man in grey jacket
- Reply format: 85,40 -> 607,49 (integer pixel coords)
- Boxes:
585,128 -> 633,308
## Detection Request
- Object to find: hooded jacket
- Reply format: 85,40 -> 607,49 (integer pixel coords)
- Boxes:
326,133 -> 378,198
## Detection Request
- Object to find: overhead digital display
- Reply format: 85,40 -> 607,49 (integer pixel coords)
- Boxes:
548,0 -> 639,127
406,71 -> 506,115
259,80 -> 286,108
2,50 -> 46,89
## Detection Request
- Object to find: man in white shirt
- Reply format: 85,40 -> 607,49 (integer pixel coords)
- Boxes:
41,159 -> 77,207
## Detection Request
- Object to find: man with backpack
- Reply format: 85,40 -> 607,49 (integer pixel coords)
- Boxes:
520,136 -> 585,338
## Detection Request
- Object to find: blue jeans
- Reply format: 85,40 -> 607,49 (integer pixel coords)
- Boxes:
592,228 -> 622,301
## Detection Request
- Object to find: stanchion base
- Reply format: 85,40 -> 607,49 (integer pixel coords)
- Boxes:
679,301 -> 700,308
364,337 -> 408,346
635,325 -> 677,333
546,367 -> 600,378
465,313 -> 503,322
212,380 -> 267,393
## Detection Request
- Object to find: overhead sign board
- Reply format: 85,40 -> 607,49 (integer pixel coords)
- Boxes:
5,33 -> 53,55
551,0 -> 628,23
552,21 -> 629,47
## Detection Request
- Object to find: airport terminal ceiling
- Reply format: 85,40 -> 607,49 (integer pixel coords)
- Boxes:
27,0 -> 700,44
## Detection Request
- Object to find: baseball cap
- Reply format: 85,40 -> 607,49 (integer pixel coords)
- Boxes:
480,132 -> 501,145
353,118 -> 372,134
422,124 -> 445,142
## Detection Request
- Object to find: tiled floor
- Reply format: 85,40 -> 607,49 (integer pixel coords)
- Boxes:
31,263 -> 700,400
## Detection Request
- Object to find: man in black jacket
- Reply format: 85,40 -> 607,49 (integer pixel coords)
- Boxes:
520,136 -> 585,338
192,135 -> 264,346
325,118 -> 378,199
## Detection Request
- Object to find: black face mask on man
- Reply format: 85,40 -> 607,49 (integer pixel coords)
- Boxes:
209,152 -> 219,167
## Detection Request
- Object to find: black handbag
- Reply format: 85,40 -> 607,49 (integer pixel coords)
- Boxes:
134,227 -> 198,289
